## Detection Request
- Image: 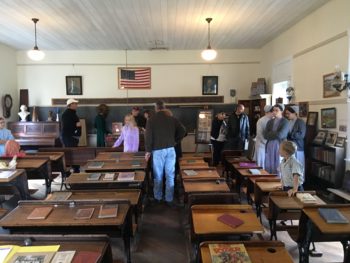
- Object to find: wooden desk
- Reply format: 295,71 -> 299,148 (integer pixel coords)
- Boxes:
0,169 -> 23,182
200,241 -> 293,263
183,179 -> 230,194
191,204 -> 264,261
0,169 -> 29,200
180,159 -> 206,165
66,171 -> 145,190
84,159 -> 147,173
180,163 -> 209,170
232,162 -> 261,170
234,168 -> 275,195
254,179 -> 281,219
299,205 -> 350,263
0,200 -> 132,263
268,192 -> 325,241
46,189 -> 142,225
95,151 -> 145,161
0,234 -> 113,263
180,168 -> 220,180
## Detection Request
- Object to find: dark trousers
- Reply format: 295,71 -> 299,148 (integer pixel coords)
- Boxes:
211,139 -> 225,166
224,137 -> 245,151
62,136 -> 79,147
283,185 -> 304,191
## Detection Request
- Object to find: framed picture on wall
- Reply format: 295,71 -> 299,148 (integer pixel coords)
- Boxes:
202,76 -> 218,95
306,112 -> 318,126
321,107 -> 336,128
323,73 -> 340,98
298,101 -> 309,118
66,76 -> 82,95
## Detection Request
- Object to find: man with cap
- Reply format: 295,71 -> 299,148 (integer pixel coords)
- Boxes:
285,105 -> 306,169
253,105 -> 273,168
263,103 -> 289,175
61,98 -> 81,147
131,106 -> 146,129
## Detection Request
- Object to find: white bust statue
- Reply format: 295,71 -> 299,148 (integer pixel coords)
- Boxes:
18,105 -> 30,121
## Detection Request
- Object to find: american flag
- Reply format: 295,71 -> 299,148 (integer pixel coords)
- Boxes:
119,67 -> 151,89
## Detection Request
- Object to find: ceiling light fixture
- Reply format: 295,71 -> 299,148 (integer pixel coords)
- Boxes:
27,18 -> 45,61
201,18 -> 217,61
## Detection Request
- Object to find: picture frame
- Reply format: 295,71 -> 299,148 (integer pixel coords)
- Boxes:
202,76 -> 218,95
335,136 -> 346,147
325,131 -> 338,147
298,101 -> 309,118
323,73 -> 340,98
313,130 -> 327,145
321,107 -> 336,128
66,76 -> 82,95
306,112 -> 318,126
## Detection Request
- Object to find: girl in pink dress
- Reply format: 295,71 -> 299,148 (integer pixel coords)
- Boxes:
113,114 -> 139,152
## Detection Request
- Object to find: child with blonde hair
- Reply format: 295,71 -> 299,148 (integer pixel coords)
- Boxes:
113,114 -> 139,152
279,140 -> 304,197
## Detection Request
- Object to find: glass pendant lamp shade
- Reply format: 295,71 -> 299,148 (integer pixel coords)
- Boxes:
201,17 -> 217,61
27,18 -> 45,61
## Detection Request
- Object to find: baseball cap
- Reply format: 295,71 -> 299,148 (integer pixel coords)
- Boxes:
66,98 -> 79,106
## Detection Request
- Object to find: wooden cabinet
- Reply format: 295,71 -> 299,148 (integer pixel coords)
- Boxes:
8,121 -> 60,146
238,98 -> 268,136
306,144 -> 345,188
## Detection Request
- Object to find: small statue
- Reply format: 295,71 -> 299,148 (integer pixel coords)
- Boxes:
47,111 -> 53,121
18,105 -> 30,122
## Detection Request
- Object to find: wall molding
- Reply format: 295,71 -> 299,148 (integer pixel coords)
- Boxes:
307,98 -> 347,105
52,96 -> 224,105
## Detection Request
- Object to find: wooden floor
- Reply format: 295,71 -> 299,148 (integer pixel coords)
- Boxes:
0,174 -> 344,263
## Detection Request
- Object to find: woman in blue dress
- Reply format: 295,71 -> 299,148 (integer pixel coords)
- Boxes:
263,104 -> 289,175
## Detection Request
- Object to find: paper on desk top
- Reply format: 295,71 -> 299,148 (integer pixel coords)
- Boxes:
3,245 -> 60,263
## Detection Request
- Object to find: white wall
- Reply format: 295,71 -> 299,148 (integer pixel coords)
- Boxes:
17,49 -> 261,106
0,43 -> 18,121
261,0 -> 350,135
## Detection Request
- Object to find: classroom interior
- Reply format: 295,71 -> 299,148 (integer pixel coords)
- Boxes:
0,0 -> 350,262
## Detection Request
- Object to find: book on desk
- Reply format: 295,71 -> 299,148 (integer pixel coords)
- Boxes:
9,251 -> 55,263
296,193 -> 317,203
239,162 -> 256,168
87,161 -> 104,169
98,204 -> 118,218
183,170 -> 198,176
74,208 -> 95,220
318,208 -> 349,224
87,173 -> 102,181
102,173 -> 116,181
248,169 -> 261,175
209,243 -> 252,263
27,206 -> 53,220
0,170 -> 17,179
51,251 -> 76,263
46,191 -> 72,201
217,214 -> 244,228
117,172 -> 135,181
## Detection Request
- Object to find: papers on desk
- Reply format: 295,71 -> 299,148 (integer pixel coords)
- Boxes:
209,243 -> 252,263
0,170 -> 16,179
318,208 -> 349,224
87,173 -> 102,181
117,172 -> 135,181
2,245 -> 59,263
296,193 -> 317,203
102,173 -> 116,181
87,161 -> 104,169
0,246 -> 13,263
248,169 -> 261,175
51,251 -> 76,263
183,170 -> 198,176
9,251 -> 55,263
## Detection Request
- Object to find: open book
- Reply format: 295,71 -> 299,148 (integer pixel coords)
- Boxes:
248,169 -> 261,175
318,208 -> 349,224
296,193 -> 317,203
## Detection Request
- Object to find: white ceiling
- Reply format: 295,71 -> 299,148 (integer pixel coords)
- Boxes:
0,0 -> 328,51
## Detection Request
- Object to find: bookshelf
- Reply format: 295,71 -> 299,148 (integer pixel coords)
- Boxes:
306,143 -> 345,188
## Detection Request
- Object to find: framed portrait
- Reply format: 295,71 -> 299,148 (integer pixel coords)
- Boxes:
298,102 -> 309,118
335,136 -> 346,147
325,131 -> 338,147
321,107 -> 336,128
306,112 -> 318,126
66,76 -> 82,95
313,130 -> 327,145
202,76 -> 218,95
323,73 -> 340,98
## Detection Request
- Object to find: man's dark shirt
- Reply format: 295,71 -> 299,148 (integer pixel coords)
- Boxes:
61,108 -> 80,138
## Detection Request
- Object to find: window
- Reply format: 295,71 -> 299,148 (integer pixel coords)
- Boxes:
272,80 -> 288,104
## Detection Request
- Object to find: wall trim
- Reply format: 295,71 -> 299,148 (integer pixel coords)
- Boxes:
293,31 -> 348,59
307,98 -> 347,105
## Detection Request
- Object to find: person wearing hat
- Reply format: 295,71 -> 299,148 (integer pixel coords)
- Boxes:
253,105 -> 273,168
285,105 -> 306,169
131,106 -> 146,129
263,104 -> 289,175
61,98 -> 81,147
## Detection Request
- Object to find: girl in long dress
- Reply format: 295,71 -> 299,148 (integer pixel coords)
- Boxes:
113,114 -> 139,152
264,104 -> 289,175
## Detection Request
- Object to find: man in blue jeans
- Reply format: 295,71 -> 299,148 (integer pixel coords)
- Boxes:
145,101 -> 186,206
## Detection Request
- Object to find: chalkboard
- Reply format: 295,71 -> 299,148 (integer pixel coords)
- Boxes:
195,109 -> 213,144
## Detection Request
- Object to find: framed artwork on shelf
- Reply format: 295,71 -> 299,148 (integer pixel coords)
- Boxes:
323,73 -> 341,98
66,76 -> 82,95
202,76 -> 218,95
321,107 -> 336,128
313,130 -> 327,145
298,101 -> 309,118
335,137 -> 346,147
306,112 -> 318,126
325,131 -> 338,146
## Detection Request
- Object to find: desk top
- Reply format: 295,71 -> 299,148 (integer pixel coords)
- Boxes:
200,241 -> 293,263
303,206 -> 350,234
26,152 -> 64,161
237,169 -> 273,177
179,163 -> 209,169
183,179 -> 230,193
256,181 -> 282,193
16,158 -> 48,169
270,193 -> 325,210
66,171 -> 145,185
180,159 -> 206,165
249,176 -> 280,184
0,169 -> 25,183
95,152 -> 145,161
180,169 -> 220,180
232,162 -> 261,169
225,156 -> 250,163
0,201 -> 130,227
182,153 -> 211,159
192,204 -> 263,235
84,160 -> 147,172
46,189 -> 141,206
